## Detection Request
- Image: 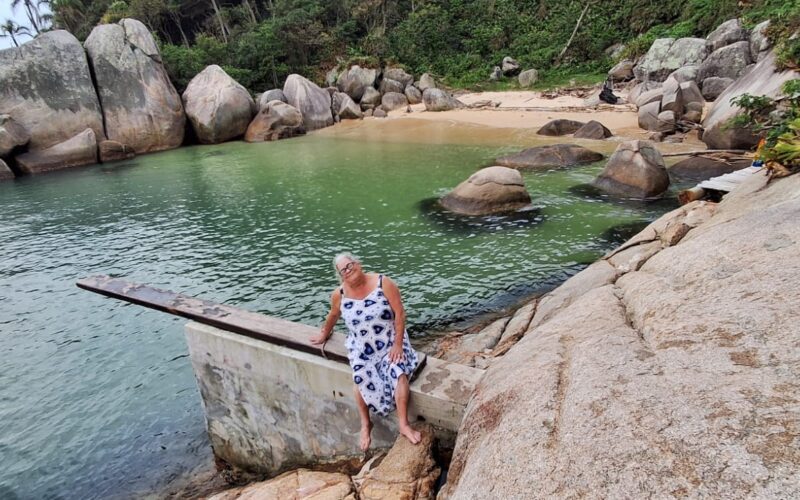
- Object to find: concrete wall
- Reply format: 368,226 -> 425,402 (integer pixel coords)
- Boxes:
185,321 -> 482,475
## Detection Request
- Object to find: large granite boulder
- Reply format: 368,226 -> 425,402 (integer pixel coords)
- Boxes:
701,76 -> 734,101
183,65 -> 255,144
537,119 -> 586,136
668,155 -> 751,182
634,38 -> 709,83
99,140 -> 135,163
0,115 -> 30,157
381,92 -> 408,112
592,140 -> 669,198
574,121 -> 613,139
383,67 -> 414,88
707,18 -> 749,52
283,73 -> 334,131
635,87 -> 664,108
518,69 -> 539,87
608,60 -> 634,81
750,20 -> 771,62
702,50 -> 799,149
423,88 -> 464,111
666,65 -> 699,84
360,87 -> 382,110
440,166 -> 532,215
638,101 -> 662,131
334,92 -> 363,120
404,85 -> 422,105
501,56 -> 520,76
0,30 -> 104,150
698,41 -> 753,82
244,100 -> 305,142
84,18 -> 184,154
336,65 -> 378,101
629,81 -> 662,105
209,469 -> 355,500
257,89 -> 287,110
15,128 -> 98,174
443,173 -> 800,499
379,78 -> 405,95
418,73 -> 436,92
496,144 -> 603,170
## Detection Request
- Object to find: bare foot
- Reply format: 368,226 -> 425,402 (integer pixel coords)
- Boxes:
359,421 -> 373,452
399,424 -> 421,445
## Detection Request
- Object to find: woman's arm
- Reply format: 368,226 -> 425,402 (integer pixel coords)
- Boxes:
382,276 -> 406,362
311,289 -> 342,345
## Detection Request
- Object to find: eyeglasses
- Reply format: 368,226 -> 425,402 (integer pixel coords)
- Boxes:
338,262 -> 356,276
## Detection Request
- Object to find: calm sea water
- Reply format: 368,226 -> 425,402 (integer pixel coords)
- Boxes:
0,120 -> 676,498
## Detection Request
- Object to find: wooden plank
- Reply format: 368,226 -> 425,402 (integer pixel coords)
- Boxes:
77,275 -> 427,375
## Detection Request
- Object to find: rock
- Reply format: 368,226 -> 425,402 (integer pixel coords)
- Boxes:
683,101 -> 704,123
182,65 -> 255,144
605,43 -> 626,60
404,85 -> 422,105
660,78 -> 684,115
518,69 -> 539,87
668,156 -> 752,181
707,18 -> 749,52
336,93 -> 363,120
383,67 -> 414,88
656,110 -> 676,132
423,88 -> 464,112
379,78 -> 405,95
363,108 -> 373,117
440,166 -> 532,215
258,89 -> 287,110
245,100 -> 305,142
0,30 -> 104,150
638,101 -> 662,131
15,128 -> 97,174
493,302 -> 538,356
439,317 -> 511,366
0,159 -> 14,181
324,67 -> 339,88
633,38 -> 709,82
698,41 -> 753,82
373,108 -> 387,118
98,140 -> 135,162
360,87 -> 382,110
703,50 -> 799,149
0,115 -> 30,157
629,81 -> 661,105
574,121 -> 613,139
501,56 -> 520,76
537,119 -> 586,136
667,65 -> 700,83
358,423 -> 438,500
84,18 -> 184,154
283,73 -> 334,131
679,81 -> 704,108
750,20 -> 771,62
701,76 -> 735,101
418,73 -> 436,92
489,66 -> 502,81
381,92 -> 409,112
209,469 -> 355,500
496,144 -> 603,170
635,87 -> 664,108
336,65 -> 378,101
592,140 -> 669,199
608,60 -> 635,81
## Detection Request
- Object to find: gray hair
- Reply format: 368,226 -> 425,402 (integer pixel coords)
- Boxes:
332,252 -> 361,281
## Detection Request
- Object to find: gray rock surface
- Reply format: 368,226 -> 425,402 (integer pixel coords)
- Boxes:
629,81 -> 662,105
258,89 -> 287,110
283,73 -> 334,131
244,100 -> 305,142
418,73 -> 436,92
0,159 -> 14,181
750,20 -> 771,62
592,140 -> 669,198
423,88 -> 464,112
668,155 -> 751,182
15,128 -> 98,174
703,50 -> 799,149
360,87 -> 382,110
209,469 -> 355,499
660,78 -> 684,114
635,87 -> 664,108
404,85 -> 422,105
656,110 -> 676,132
0,30 -> 104,150
496,144 -> 603,170
373,108 -> 387,118
634,38 -> 708,82
379,78 -> 405,95
383,67 -> 414,88
706,18 -> 749,52
501,56 -> 520,76
336,93 -> 363,120
489,66 -> 502,81
701,76 -> 734,101
574,120 -> 613,139
183,65 -> 255,144
381,92 -> 409,112
84,18 -> 184,154
537,119 -> 586,136
98,140 -> 135,162
638,101 -> 662,130
0,115 -> 30,157
608,60 -> 634,81
518,69 -> 539,87
667,65 -> 699,83
336,65 -> 378,101
440,166 -> 531,215
698,41 -> 753,82
679,81 -> 704,108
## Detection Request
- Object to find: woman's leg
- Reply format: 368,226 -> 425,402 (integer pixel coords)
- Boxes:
353,384 -> 373,451
395,374 -> 421,444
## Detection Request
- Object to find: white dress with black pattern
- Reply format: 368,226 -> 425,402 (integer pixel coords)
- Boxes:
340,275 -> 419,416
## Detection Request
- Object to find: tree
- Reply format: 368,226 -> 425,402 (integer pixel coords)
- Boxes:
1,19 -> 34,47
11,0 -> 42,34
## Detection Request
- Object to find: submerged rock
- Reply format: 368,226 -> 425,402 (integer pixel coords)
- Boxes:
15,128 -> 98,174
537,119 -> 586,136
183,65 -> 256,144
592,140 -> 669,199
574,121 -> 613,139
0,159 -> 14,181
440,166 -> 532,215
284,74 -> 335,131
496,144 -> 603,170
245,100 -> 305,142
99,140 -> 135,163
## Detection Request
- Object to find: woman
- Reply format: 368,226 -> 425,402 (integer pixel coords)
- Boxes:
310,253 -> 421,451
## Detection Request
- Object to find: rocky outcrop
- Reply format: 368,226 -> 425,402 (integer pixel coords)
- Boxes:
360,87 -> 382,110
335,93 -> 363,120
496,144 -> 603,170
574,120 -> 613,139
15,128 -> 98,174
701,76 -> 734,101
638,101 -> 662,131
440,166 -> 532,215
98,140 -> 135,163
379,78 -> 405,95
336,65 -> 378,101
706,18 -> 749,52
537,119 -> 586,136
0,30 -> 104,150
422,89 -> 464,112
0,159 -> 14,181
404,85 -> 422,105
381,92 -> 409,112
668,155 -> 751,182
518,69 -> 538,87
84,18 -> 184,154
244,100 -> 305,142
749,20 -> 771,62
437,318 -> 511,367
608,60 -> 635,81
0,115 -> 30,157
418,73 -> 436,92
702,50 -> 799,149
183,65 -> 255,144
592,140 -> 669,199
209,469 -> 355,500
444,171 -> 800,499
258,89 -> 287,110
698,41 -> 753,82
501,56 -> 520,76
633,38 -> 708,82
384,67 -> 414,88
284,74 -> 334,131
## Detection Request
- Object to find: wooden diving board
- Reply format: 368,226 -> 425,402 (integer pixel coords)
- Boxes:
679,165 -> 764,204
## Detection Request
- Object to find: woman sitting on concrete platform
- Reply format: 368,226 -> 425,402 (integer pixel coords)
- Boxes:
311,252 -> 421,451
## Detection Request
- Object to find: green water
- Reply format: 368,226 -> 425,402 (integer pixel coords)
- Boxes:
0,122 -> 675,498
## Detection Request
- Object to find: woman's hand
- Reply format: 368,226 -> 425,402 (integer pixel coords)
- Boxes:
310,328 -> 329,346
388,343 -> 404,364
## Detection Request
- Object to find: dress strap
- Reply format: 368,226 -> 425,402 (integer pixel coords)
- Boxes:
378,274 -> 383,288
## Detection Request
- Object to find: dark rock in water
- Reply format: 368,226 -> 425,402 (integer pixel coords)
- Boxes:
440,166 -> 532,215
537,119 -> 586,136
245,100 -> 305,142
15,128 -> 98,174
668,156 -> 751,182
574,121 -> 613,139
0,159 -> 14,181
592,140 -> 669,199
418,197 -> 543,236
496,144 -> 603,170
99,140 -> 135,162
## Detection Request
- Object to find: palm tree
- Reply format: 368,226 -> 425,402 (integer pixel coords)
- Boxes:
47,0 -> 85,33
1,19 -> 34,47
11,0 -> 42,34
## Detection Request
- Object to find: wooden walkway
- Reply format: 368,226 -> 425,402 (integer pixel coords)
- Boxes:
679,164 -> 763,204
